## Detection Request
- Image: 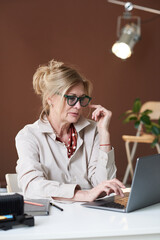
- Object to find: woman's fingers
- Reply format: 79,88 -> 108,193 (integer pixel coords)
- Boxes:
90,105 -> 103,121
89,104 -> 101,109
89,104 -> 113,133
88,179 -> 126,201
92,110 -> 104,121
99,179 -> 125,197
110,178 -> 126,189
103,183 -> 122,197
90,105 -> 111,122
104,179 -> 125,197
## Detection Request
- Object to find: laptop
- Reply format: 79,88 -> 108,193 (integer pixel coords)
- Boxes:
82,154 -> 160,213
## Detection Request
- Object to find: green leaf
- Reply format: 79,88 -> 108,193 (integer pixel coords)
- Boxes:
151,137 -> 158,148
151,125 -> 160,136
151,122 -> 160,128
141,109 -> 152,116
119,110 -> 133,119
123,114 -> 138,123
134,120 -> 140,129
124,110 -> 133,115
133,98 -> 141,113
140,115 -> 151,125
145,124 -> 152,133
158,118 -> 160,126
129,117 -> 138,121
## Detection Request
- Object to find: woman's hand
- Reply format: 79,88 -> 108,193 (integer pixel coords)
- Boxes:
89,104 -> 112,134
87,178 -> 125,201
53,178 -> 125,202
53,179 -> 125,202
89,105 -> 112,149
74,178 -> 125,202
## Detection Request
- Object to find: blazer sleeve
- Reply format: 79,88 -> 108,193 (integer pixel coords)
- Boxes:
87,129 -> 117,187
15,131 -> 77,199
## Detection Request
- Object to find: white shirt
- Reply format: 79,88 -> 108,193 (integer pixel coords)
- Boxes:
15,116 -> 116,199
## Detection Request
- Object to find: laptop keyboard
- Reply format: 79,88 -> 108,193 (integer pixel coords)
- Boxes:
114,196 -> 128,208
100,195 -> 129,209
101,201 -> 126,209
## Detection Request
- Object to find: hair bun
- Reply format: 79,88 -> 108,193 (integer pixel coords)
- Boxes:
48,59 -> 64,70
33,59 -> 64,95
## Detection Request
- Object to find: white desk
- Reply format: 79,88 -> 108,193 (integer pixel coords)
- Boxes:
1,201 -> 160,240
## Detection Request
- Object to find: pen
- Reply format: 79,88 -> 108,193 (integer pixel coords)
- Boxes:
50,202 -> 64,211
24,200 -> 44,207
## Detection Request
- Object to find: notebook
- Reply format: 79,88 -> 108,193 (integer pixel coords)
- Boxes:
24,198 -> 50,216
82,154 -> 160,213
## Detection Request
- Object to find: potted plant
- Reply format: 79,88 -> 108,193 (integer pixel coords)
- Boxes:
121,98 -> 160,147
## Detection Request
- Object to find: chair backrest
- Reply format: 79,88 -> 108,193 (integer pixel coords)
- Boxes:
5,173 -> 22,193
140,101 -> 160,120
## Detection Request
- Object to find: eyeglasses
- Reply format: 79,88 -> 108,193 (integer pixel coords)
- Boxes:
64,94 -> 92,107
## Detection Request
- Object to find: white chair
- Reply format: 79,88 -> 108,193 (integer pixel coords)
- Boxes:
5,173 -> 22,193
122,101 -> 160,185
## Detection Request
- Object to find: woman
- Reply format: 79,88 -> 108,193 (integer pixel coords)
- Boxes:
16,59 -> 125,201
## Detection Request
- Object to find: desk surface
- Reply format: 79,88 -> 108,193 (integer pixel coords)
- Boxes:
1,200 -> 160,240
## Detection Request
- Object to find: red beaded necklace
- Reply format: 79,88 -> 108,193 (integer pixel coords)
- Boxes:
56,124 -> 77,158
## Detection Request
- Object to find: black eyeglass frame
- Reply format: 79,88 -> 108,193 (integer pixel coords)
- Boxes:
64,94 -> 92,107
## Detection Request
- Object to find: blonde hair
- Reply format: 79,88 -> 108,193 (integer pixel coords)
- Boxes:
33,59 -> 93,119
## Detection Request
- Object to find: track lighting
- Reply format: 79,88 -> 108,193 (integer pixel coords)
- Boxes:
108,0 -> 160,60
111,2 -> 141,59
112,22 -> 141,59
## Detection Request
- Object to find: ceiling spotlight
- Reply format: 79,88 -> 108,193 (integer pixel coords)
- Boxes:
108,0 -> 160,60
111,1 -> 141,59
112,22 -> 141,59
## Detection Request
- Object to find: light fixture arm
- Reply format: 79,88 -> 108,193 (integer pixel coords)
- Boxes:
108,0 -> 160,15
116,15 -> 141,38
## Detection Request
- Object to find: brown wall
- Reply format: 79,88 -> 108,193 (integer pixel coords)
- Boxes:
1,0 -> 160,187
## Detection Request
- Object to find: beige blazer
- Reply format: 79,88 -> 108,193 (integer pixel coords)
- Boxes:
15,116 -> 116,199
